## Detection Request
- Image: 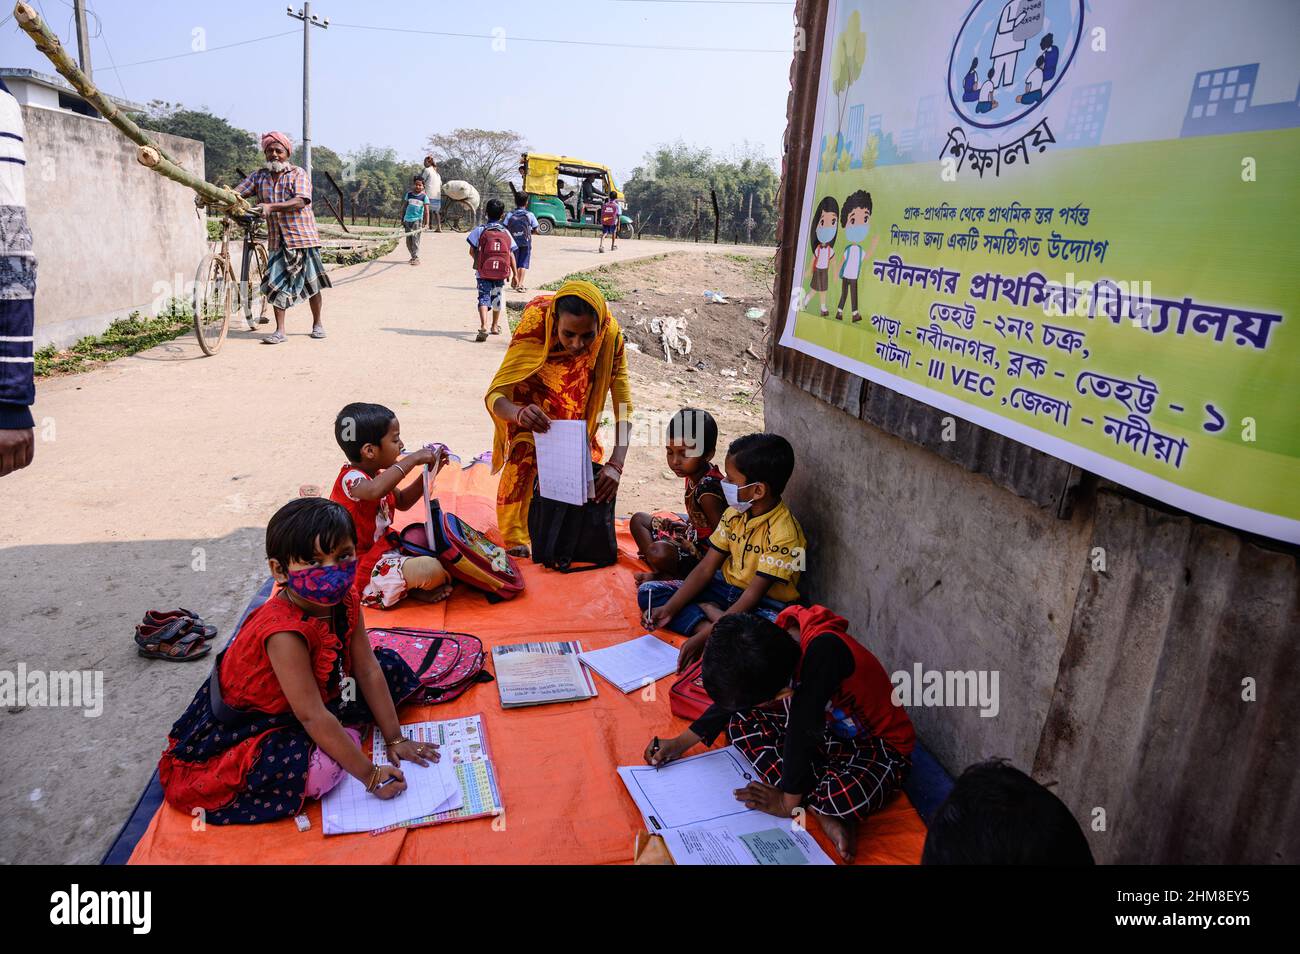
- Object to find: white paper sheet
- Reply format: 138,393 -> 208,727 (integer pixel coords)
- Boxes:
619,746 -> 759,831
534,419 -> 591,506
659,814 -> 833,866
321,755 -> 462,835
617,746 -> 834,865
579,635 -> 680,694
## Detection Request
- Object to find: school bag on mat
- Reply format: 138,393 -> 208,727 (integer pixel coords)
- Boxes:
388,502 -> 525,602
475,225 -> 513,280
368,627 -> 493,704
669,658 -> 713,721
527,462 -> 617,573
505,208 -> 533,248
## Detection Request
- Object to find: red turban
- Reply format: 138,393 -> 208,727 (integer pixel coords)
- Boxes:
260,130 -> 292,155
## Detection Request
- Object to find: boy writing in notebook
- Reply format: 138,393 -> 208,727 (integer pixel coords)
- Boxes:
640,432 -> 805,672
644,608 -> 915,862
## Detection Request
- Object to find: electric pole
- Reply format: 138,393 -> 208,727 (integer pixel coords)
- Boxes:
286,4 -> 328,178
73,0 -> 92,77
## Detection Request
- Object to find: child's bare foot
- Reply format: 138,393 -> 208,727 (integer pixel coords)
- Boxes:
633,570 -> 659,584
698,602 -> 725,623
408,582 -> 454,603
507,544 -> 530,558
814,810 -> 857,863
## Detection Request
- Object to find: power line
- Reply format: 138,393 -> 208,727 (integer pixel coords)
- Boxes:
85,1 -> 128,102
109,29 -> 299,70
331,22 -> 788,54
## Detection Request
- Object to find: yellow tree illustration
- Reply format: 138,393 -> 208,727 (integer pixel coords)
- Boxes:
830,10 -> 867,170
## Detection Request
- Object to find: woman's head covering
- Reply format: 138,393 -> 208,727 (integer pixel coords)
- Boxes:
261,130 -> 293,156
484,280 -> 624,472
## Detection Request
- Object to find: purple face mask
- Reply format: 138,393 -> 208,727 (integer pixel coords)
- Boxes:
285,560 -> 357,605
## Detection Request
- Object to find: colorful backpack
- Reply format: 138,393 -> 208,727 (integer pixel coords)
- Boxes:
389,502 -> 525,602
505,208 -> 533,249
367,627 -> 493,704
475,225 -> 513,280
669,657 -> 713,721
600,200 -> 620,227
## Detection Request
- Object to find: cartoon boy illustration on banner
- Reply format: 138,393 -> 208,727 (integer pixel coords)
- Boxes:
835,190 -> 877,323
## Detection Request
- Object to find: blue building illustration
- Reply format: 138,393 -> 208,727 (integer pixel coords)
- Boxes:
1180,63 -> 1300,137
845,104 -> 865,166
1063,81 -> 1111,146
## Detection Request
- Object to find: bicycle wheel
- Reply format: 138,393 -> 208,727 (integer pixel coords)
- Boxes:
242,242 -> 270,328
445,198 -> 475,232
192,253 -> 233,356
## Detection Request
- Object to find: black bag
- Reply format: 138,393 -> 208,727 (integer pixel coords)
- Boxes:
528,461 -> 618,572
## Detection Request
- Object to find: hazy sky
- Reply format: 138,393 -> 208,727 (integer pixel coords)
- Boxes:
1,0 -> 797,183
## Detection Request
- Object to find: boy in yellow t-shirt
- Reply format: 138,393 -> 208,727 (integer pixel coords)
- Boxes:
641,433 -> 807,672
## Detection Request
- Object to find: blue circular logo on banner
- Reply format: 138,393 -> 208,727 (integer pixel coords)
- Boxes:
947,0 -> 1085,130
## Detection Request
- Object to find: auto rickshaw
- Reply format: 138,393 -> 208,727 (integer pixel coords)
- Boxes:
517,153 -> 633,239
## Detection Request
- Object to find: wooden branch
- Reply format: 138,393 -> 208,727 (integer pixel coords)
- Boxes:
137,147 -> 249,213
15,2 -> 250,214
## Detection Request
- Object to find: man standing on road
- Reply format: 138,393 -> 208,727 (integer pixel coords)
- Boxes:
420,156 -> 442,232
0,77 -> 36,477
233,131 -> 331,344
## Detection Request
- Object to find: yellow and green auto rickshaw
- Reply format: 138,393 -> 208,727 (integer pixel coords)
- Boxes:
518,153 -> 633,238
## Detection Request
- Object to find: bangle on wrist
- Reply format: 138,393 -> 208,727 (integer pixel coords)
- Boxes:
385,736 -> 405,748
364,765 -> 381,793
393,460 -> 408,477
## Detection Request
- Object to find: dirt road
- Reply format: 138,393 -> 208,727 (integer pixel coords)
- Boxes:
0,231 -> 769,864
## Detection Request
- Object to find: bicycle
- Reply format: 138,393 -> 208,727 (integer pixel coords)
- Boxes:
192,210 -> 270,356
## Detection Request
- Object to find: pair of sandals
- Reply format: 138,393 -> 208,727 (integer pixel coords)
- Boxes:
134,608 -> 217,662
262,326 -> 326,344
475,326 -> 502,342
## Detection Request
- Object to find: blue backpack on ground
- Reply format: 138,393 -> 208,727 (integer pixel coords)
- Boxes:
506,208 -> 533,248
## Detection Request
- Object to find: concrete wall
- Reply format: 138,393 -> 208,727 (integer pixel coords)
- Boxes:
22,107 -> 206,348
765,376 -> 1095,771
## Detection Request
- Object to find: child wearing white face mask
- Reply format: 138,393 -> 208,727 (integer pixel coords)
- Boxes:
640,433 -> 807,673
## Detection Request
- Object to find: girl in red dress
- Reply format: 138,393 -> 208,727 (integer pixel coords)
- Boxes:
158,497 -> 436,824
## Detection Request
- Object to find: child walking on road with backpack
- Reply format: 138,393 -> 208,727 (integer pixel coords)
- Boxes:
468,198 -> 518,342
506,193 -> 540,292
597,194 -> 621,253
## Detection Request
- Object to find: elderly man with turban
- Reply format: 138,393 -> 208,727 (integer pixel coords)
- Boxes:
232,131 -> 331,343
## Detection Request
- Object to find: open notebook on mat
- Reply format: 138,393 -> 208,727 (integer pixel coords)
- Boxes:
618,746 -> 833,865
321,744 -> 461,835
493,640 -> 598,708
368,715 -> 503,833
579,634 -> 679,694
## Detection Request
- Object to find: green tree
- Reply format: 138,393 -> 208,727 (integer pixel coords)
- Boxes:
131,101 -> 259,187
426,128 -> 528,200
829,11 -> 867,169
623,141 -> 779,243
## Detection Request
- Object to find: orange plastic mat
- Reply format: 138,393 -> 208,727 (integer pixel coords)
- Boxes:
129,463 -> 926,865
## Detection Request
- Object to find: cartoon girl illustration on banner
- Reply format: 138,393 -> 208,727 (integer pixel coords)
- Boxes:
807,195 -> 840,317
835,190 -> 876,323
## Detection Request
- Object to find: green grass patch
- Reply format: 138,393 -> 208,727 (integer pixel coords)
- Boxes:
723,252 -> 776,288
540,266 -> 624,302
35,300 -> 193,377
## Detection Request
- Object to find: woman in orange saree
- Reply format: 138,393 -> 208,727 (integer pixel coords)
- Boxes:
484,279 -> 632,555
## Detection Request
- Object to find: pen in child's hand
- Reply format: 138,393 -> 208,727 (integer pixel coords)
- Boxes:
650,736 -> 661,767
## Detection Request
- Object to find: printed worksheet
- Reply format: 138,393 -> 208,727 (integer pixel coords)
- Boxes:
534,420 -> 591,506
579,635 -> 680,693
617,746 -> 834,865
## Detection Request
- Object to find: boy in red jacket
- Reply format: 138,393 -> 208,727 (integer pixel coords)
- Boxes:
645,606 -> 914,862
